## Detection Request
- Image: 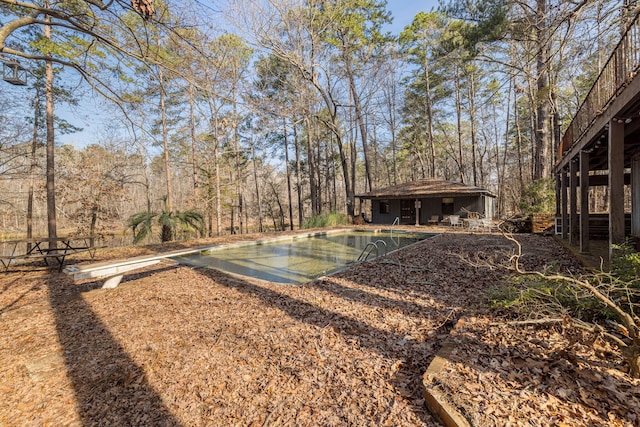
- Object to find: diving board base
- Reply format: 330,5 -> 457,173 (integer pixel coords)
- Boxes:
64,259 -> 161,288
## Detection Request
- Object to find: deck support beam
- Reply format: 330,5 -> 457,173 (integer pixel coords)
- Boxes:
569,159 -> 579,244
561,168 -> 568,240
609,120 -> 625,258
555,174 -> 561,218
633,154 -> 640,238
580,150 -> 590,253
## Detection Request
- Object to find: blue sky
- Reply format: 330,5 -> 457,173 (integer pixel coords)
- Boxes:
386,0 -> 440,34
58,0 -> 442,147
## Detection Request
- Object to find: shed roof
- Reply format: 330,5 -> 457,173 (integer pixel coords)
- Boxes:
357,178 -> 496,199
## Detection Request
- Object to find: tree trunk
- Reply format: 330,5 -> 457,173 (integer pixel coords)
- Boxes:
331,138 -> 337,211
388,85 -> 398,185
159,67 -> 173,213
331,120 -> 354,217
270,181 -> 286,231
424,49 -> 436,178
514,85 -> 524,191
534,0 -> 551,179
305,115 -> 319,216
345,51 -> 372,191
161,223 -> 172,243
315,120 -> 322,214
230,170 -> 235,234
550,82 -> 561,162
188,83 -> 198,190
45,12 -> 57,246
283,119 -> 294,230
527,77 -> 537,181
27,90 -> 40,249
89,208 -> 97,247
371,123 -> 379,193
468,69 -> 478,186
498,78 -> 512,217
349,116 -> 357,218
233,86 -> 243,234
252,143 -> 263,233
294,122 -> 303,227
214,121 -> 222,236
455,64 -> 465,183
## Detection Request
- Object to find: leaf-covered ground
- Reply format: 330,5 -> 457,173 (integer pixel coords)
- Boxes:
1,229 -> 638,426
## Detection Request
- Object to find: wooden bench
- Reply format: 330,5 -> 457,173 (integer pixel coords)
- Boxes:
63,247 -> 206,288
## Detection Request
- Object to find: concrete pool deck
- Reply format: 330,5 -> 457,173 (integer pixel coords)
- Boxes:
64,227 -> 437,287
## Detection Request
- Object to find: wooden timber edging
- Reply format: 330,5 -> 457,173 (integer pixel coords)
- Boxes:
422,319 -> 472,427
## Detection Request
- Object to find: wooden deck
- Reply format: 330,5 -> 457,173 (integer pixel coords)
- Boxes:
555,13 -> 640,256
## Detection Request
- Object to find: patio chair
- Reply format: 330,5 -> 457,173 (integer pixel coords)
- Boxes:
480,218 -> 495,231
467,218 -> 481,231
427,215 -> 440,225
449,215 -> 462,227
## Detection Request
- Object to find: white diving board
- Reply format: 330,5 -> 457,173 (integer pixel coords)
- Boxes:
63,247 -> 206,288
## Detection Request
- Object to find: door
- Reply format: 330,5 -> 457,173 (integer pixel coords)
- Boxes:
400,200 -> 415,224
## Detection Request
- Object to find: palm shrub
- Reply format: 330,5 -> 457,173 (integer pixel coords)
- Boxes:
127,197 -> 204,244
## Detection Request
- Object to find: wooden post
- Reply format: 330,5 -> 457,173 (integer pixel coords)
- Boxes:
633,154 -> 640,238
561,168 -> 568,239
569,159 -> 578,244
555,174 -> 561,216
580,150 -> 590,253
609,119 -> 625,257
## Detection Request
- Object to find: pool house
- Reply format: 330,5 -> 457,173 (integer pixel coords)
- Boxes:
357,178 -> 496,226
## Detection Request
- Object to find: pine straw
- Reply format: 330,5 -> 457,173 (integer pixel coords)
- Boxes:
0,231 -> 638,426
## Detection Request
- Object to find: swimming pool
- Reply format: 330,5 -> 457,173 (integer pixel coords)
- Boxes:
175,229 -> 436,284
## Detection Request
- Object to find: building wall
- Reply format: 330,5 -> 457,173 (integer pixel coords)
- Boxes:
371,199 -> 403,224
370,195 -> 494,225
418,196 -> 485,223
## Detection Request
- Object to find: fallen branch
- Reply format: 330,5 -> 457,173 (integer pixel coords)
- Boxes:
501,232 -> 640,377
435,309 -> 459,330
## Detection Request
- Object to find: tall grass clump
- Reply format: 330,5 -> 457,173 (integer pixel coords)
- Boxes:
302,212 -> 351,229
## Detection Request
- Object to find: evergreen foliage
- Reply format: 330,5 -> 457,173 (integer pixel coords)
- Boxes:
302,212 -> 351,229
127,197 -> 204,244
518,178 -> 555,214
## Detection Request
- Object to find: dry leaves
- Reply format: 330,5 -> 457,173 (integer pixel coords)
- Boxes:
0,229 -> 637,426
434,317 -> 640,426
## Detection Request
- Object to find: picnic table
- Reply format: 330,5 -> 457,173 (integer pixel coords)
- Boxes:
0,236 -> 101,272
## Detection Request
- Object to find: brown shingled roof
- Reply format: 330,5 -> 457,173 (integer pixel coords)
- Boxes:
357,178 -> 496,199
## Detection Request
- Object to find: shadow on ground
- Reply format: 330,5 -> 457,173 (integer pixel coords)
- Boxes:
192,263 -> 461,425
46,270 -> 182,426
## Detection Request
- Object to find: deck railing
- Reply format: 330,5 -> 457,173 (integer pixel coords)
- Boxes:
558,13 -> 640,160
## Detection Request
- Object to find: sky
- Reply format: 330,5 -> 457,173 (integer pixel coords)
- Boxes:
386,0 -> 440,33
57,0 -> 441,147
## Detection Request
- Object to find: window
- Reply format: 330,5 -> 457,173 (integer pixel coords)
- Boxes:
379,200 -> 390,214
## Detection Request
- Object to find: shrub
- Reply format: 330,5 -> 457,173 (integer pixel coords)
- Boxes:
611,241 -> 640,285
301,212 -> 351,229
519,178 -> 555,214
485,235 -> 640,377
